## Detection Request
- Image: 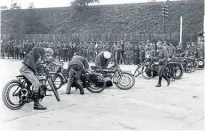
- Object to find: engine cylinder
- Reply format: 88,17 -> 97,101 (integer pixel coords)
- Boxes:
21,88 -> 28,100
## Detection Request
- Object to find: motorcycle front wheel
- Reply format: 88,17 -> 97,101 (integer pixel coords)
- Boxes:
48,78 -> 60,101
114,72 -> 135,90
48,73 -> 64,91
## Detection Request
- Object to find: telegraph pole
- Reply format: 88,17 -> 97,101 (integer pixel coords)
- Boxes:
161,2 -> 168,33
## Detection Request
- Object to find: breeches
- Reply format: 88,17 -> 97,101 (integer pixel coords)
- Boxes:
20,64 -> 41,91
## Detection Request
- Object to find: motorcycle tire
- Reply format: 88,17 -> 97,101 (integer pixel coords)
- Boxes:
190,59 -> 198,72
86,73 -> 106,93
48,73 -> 64,91
48,78 -> 60,101
2,80 -> 25,110
115,72 -> 135,90
141,65 -> 153,79
133,65 -> 142,77
183,62 -> 192,73
168,63 -> 183,80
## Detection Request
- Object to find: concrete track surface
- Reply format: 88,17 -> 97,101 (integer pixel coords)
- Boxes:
0,59 -> 204,130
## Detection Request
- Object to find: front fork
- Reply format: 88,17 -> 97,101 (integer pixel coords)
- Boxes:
113,71 -> 122,83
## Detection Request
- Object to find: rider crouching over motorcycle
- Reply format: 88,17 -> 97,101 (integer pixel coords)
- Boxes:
66,54 -> 90,95
19,47 -> 51,110
95,51 -> 112,71
155,42 -> 170,87
95,51 -> 113,87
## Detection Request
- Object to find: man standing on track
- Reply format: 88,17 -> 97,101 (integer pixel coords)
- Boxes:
155,41 -> 170,87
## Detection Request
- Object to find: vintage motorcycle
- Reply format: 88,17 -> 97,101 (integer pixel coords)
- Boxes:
2,63 -> 60,110
90,62 -> 135,90
141,57 -> 184,80
181,57 -> 198,73
49,61 -> 107,93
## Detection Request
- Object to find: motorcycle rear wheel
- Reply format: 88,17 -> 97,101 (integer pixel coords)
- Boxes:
86,73 -> 106,93
168,63 -> 183,79
190,59 -> 198,72
141,65 -> 154,79
2,80 -> 25,110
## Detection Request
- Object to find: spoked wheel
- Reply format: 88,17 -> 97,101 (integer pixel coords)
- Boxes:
190,59 -> 198,72
134,64 -> 142,77
115,72 -> 135,90
47,78 -> 60,101
184,62 -> 192,73
168,63 -> 183,79
47,73 -> 64,91
86,73 -> 106,93
2,80 -> 25,110
141,65 -> 153,79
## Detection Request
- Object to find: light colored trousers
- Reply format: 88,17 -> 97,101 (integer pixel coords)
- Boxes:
19,64 -> 41,92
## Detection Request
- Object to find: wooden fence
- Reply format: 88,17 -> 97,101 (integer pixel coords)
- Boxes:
1,33 -> 198,43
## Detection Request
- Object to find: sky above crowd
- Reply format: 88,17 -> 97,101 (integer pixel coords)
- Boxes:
1,0 -> 179,9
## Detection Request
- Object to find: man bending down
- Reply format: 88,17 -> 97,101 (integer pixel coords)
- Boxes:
66,54 -> 90,95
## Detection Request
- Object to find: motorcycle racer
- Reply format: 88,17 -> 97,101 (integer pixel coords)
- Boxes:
19,47 -> 47,110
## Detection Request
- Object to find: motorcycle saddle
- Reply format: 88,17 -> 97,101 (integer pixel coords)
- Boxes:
16,75 -> 28,80
16,75 -> 32,85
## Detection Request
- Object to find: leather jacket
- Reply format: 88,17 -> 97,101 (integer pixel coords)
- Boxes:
22,47 -> 45,73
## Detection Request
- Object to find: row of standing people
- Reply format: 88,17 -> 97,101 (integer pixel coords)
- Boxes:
0,39 -> 155,64
1,39 -> 204,64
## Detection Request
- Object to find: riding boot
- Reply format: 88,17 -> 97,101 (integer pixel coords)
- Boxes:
33,99 -> 47,110
66,79 -> 72,94
162,74 -> 170,86
32,92 -> 47,110
156,76 -> 162,87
